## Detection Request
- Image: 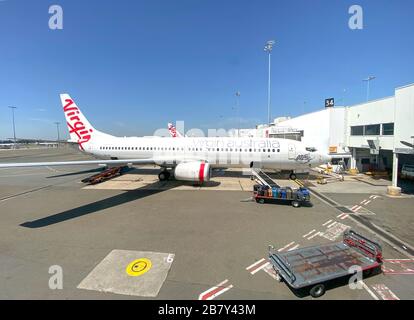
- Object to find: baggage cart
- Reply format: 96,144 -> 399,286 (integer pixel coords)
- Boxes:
268,230 -> 383,297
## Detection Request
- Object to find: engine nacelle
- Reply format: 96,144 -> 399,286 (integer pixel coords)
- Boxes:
174,162 -> 211,183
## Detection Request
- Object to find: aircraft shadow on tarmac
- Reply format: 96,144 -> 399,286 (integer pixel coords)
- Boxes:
19,179 -> 220,229
46,167 -> 104,178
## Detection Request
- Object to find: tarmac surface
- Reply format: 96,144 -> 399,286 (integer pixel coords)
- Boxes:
0,147 -> 413,300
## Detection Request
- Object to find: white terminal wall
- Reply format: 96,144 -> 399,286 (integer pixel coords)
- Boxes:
346,96 -> 395,151
271,108 -> 346,154
394,84 -> 414,150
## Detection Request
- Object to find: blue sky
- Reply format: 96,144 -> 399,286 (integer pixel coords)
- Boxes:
0,0 -> 413,140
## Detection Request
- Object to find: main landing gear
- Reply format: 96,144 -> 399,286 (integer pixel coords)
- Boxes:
289,171 -> 297,180
158,170 -> 171,181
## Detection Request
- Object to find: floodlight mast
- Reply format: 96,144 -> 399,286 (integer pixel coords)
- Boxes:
264,40 -> 275,126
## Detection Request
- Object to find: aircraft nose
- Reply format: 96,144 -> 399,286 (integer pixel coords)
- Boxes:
320,153 -> 331,164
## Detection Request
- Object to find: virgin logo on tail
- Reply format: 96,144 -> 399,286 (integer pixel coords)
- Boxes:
168,123 -> 178,138
63,99 -> 93,150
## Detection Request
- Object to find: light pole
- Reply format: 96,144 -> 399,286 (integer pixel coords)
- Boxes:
8,106 -> 17,147
54,122 -> 61,145
234,91 -> 241,137
264,40 -> 275,125
363,76 -> 376,102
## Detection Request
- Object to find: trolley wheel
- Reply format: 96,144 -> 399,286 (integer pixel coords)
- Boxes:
310,284 -> 325,298
291,200 -> 301,208
258,198 -> 265,204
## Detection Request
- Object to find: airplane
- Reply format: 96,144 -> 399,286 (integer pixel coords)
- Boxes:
0,94 -> 331,182
168,123 -> 184,138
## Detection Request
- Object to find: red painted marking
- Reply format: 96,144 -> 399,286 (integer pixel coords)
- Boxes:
371,284 -> 400,300
198,280 -> 232,300
247,260 -> 269,274
199,162 -> 206,182
382,259 -> 414,275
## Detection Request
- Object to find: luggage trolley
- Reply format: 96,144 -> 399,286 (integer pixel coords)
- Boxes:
268,230 -> 383,298
254,184 -> 310,207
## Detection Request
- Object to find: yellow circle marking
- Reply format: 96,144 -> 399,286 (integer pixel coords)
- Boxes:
126,258 -> 152,277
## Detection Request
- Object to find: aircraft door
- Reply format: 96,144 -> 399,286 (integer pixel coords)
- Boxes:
288,144 -> 296,160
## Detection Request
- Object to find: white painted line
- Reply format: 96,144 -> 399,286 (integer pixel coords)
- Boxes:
278,242 -> 295,252
340,214 -> 349,220
307,232 -> 321,240
360,199 -> 368,205
351,205 -> 359,211
364,200 -> 371,205
353,206 -> 362,212
337,213 -> 346,218
250,262 -> 270,275
198,279 -> 233,300
246,258 -> 266,271
360,281 -> 379,300
302,230 -> 316,238
322,220 -> 332,226
288,244 -> 300,251
327,221 -> 337,228
369,195 -> 375,199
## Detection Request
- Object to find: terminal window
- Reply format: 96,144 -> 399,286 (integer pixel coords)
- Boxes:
365,124 -> 381,136
382,123 -> 394,135
351,126 -> 364,136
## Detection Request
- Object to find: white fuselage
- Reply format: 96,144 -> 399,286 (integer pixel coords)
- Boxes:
84,136 -> 328,170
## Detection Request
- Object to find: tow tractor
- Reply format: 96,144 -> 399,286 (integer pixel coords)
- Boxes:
269,230 -> 383,298
251,169 -> 310,207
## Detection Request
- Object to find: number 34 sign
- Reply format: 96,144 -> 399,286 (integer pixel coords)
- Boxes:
325,98 -> 335,108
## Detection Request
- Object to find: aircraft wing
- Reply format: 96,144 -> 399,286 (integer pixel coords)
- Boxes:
0,159 -> 160,168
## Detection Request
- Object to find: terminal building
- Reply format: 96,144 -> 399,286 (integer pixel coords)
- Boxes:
232,83 -> 414,194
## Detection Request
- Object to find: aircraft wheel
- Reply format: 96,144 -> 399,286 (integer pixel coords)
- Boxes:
289,172 -> 297,180
158,171 -> 170,181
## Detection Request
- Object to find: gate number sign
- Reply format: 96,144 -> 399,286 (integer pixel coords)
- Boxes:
325,98 -> 335,108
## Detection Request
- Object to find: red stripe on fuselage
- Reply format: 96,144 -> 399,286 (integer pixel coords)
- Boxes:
199,162 -> 205,182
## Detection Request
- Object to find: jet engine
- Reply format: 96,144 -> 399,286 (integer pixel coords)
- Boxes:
174,162 -> 211,183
